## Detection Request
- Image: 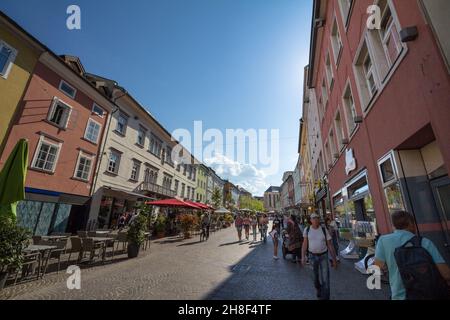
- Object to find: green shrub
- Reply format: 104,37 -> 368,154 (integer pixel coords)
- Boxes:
0,219 -> 31,273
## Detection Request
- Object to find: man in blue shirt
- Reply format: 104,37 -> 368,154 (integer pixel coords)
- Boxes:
375,210 -> 450,300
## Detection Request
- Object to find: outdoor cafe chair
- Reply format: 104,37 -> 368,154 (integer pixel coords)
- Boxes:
114,232 -> 128,253
81,238 -> 106,263
67,237 -> 83,265
77,231 -> 88,238
32,235 -> 42,245
88,231 -> 98,237
42,238 -> 68,275
13,252 -> 41,285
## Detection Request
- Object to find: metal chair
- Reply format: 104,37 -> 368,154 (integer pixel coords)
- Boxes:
32,235 -> 42,245
42,238 -> 68,275
77,231 -> 88,238
14,252 -> 41,285
114,232 -> 128,253
67,237 -> 83,265
81,238 -> 106,263
88,231 -> 97,237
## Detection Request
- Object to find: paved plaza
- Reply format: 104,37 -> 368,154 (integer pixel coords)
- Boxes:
0,226 -> 389,300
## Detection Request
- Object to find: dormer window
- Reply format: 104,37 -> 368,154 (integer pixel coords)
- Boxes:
59,80 -> 77,99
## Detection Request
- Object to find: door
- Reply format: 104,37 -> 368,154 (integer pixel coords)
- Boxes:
431,176 -> 450,260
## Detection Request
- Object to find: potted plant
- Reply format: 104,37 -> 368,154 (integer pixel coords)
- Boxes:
339,227 -> 353,241
179,214 -> 198,239
0,219 -> 31,289
127,214 -> 148,259
154,215 -> 167,239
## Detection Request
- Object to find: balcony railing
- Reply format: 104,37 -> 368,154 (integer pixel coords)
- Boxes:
137,182 -> 176,198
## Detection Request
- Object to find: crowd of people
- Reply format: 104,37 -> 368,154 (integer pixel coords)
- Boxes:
234,209 -> 450,300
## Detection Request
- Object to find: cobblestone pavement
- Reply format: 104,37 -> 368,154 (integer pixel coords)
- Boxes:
0,226 -> 389,300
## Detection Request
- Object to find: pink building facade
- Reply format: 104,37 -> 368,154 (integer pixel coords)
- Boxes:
0,53 -> 112,235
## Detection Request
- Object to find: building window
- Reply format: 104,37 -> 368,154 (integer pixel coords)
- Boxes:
331,17 -> 343,64
321,78 -> 328,107
338,0 -> 353,27
92,103 -> 105,117
163,174 -> 173,190
130,161 -> 141,181
183,164 -> 187,175
144,166 -> 158,184
191,188 -> 195,200
166,146 -> 174,165
181,183 -> 186,198
84,119 -> 102,144
174,180 -> 179,194
378,1 -> 402,70
32,137 -> 61,173
329,130 -> 338,162
342,83 -> 357,135
378,153 -> 405,214
107,150 -> 121,174
324,142 -> 331,169
58,80 -> 77,99
325,52 -> 334,90
47,98 -> 72,129
137,126 -> 146,147
74,152 -> 93,181
149,134 -> 162,158
354,42 -> 378,109
0,40 -> 17,79
334,110 -> 346,151
115,113 -> 128,135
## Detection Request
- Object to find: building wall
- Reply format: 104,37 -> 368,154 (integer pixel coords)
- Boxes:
196,165 -> 207,203
309,0 -> 450,242
89,91 -> 198,223
0,20 -> 40,155
0,60 -> 109,196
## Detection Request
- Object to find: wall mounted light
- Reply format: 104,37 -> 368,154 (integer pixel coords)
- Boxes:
400,26 -> 418,42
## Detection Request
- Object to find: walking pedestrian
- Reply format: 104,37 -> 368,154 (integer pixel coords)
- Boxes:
250,215 -> 258,242
259,214 -> 268,242
287,214 -> 303,263
374,210 -> 450,300
270,222 -> 280,260
235,214 -> 243,241
325,216 -> 340,262
301,213 -> 338,300
243,214 -> 251,240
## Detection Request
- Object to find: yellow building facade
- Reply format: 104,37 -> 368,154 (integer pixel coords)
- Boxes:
0,13 -> 43,155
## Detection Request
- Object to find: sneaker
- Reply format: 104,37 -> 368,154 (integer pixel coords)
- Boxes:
273,256 -> 279,260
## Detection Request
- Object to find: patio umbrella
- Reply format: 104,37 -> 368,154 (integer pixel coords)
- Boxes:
214,207 -> 231,214
145,198 -> 200,209
184,200 -> 210,210
0,139 -> 28,221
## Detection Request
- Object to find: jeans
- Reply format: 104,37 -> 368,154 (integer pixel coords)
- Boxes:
260,226 -> 267,242
309,253 -> 330,300
252,227 -> 257,241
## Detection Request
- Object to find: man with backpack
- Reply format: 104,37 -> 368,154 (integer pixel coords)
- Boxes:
374,210 -> 450,300
301,213 -> 338,300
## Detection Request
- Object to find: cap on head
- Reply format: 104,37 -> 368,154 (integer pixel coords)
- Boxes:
310,213 -> 320,219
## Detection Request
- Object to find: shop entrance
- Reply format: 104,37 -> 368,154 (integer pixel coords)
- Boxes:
430,176 -> 450,259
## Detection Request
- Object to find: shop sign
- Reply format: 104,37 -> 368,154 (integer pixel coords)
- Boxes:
345,148 -> 356,175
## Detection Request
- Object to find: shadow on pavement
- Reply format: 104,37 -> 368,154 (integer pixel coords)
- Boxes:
177,240 -> 203,247
218,240 -> 241,247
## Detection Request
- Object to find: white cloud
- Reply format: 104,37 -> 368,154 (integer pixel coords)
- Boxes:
204,153 -> 271,196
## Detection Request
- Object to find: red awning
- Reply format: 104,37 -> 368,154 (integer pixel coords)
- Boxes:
146,198 -> 200,209
184,200 -> 210,210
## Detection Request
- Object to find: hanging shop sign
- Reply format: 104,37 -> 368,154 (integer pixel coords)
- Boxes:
345,148 -> 356,175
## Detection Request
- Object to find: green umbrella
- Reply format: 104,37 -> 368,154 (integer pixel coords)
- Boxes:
0,139 -> 28,221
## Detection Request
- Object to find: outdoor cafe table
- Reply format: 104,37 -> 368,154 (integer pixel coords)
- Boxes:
41,235 -> 69,241
24,245 -> 57,279
89,237 -> 115,261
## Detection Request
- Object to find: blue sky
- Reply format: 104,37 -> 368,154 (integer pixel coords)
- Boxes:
0,0 -> 312,196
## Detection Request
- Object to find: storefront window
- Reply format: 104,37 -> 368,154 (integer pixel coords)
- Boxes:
384,182 -> 405,213
378,153 -> 406,214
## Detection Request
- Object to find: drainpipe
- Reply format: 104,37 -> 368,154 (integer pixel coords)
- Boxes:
87,89 -> 127,230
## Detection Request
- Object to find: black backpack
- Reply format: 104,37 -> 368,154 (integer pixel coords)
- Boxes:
394,236 -> 450,300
